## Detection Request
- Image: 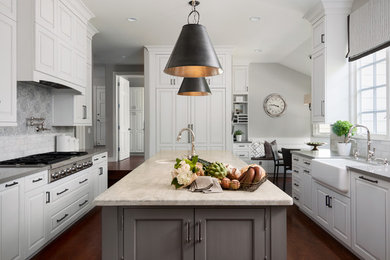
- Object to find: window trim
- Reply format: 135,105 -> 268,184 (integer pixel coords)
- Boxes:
351,48 -> 390,140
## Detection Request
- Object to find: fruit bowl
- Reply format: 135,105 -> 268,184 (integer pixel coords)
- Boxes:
306,142 -> 326,151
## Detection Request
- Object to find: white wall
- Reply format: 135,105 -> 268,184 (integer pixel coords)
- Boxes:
248,63 -> 311,139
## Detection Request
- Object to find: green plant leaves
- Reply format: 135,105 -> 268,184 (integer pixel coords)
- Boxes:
332,120 -> 354,137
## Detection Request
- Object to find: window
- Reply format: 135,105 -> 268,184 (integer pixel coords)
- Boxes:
355,48 -> 388,136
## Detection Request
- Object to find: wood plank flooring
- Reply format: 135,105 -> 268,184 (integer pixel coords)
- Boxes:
32,177 -> 359,260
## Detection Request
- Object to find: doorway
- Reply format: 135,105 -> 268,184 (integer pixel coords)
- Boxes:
94,86 -> 106,146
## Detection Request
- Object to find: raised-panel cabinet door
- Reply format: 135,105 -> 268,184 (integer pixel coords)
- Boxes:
156,89 -> 175,147
195,208 -> 266,260
73,51 -> 86,87
35,24 -> 57,76
57,41 -> 73,81
123,209 -> 194,260
57,2 -> 73,42
175,95 -> 191,145
24,186 -> 46,258
0,13 -> 16,125
191,95 -> 209,146
301,171 -> 313,215
351,173 -> 390,260
312,17 -> 325,52
74,95 -> 85,125
314,182 -> 331,229
330,192 -> 351,246
157,55 -> 175,87
312,50 -> 326,123
35,0 -> 56,30
1,179 -> 23,260
0,0 -> 16,20
98,164 -> 107,195
208,89 -> 225,147
73,17 -> 87,55
136,130 -> 144,153
207,55 -> 225,88
233,66 -> 248,93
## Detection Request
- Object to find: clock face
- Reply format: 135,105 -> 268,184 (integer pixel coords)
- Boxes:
263,94 -> 287,117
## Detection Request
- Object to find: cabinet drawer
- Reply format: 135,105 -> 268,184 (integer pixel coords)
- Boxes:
74,173 -> 90,191
292,155 -> 302,165
302,158 -> 312,168
25,170 -> 48,192
292,166 -> 301,178
233,151 -> 250,159
292,177 -> 301,191
302,168 -> 311,176
51,180 -> 74,202
292,189 -> 301,206
233,143 -> 250,150
92,152 -> 107,164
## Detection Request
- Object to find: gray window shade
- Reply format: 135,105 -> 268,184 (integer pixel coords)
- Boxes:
349,0 -> 390,61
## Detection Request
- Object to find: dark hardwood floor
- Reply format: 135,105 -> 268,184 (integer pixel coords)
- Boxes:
107,155 -> 144,187
32,176 -> 358,260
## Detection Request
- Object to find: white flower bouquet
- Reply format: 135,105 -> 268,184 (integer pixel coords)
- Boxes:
171,156 -> 201,189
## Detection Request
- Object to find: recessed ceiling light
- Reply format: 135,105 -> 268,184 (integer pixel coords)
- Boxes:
254,49 -> 262,53
127,18 -> 137,22
122,56 -> 127,59
249,16 -> 261,22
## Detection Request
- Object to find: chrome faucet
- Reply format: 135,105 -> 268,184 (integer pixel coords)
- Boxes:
345,124 -> 374,162
177,128 -> 196,158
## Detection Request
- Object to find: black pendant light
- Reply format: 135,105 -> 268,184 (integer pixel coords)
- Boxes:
164,1 -> 223,78
178,78 -> 211,96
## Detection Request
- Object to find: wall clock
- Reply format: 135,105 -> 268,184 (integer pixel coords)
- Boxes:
263,93 -> 287,118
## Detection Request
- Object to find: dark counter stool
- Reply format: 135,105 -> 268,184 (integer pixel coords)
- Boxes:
280,148 -> 300,191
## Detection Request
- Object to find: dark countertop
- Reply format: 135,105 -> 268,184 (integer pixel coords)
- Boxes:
0,147 -> 108,185
347,165 -> 390,182
291,149 -> 347,159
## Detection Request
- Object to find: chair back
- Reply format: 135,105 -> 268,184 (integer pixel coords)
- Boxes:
271,144 -> 279,163
281,148 -> 300,168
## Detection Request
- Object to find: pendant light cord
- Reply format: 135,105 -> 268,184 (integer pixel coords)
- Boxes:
187,1 -> 200,24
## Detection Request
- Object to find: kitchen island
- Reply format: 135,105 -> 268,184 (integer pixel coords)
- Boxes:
95,151 -> 292,260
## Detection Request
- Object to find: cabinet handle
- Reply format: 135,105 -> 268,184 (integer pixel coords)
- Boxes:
321,100 -> 325,116
293,158 -> 299,161
325,195 -> 329,207
185,221 -> 191,243
293,170 -> 299,173
328,196 -> 332,208
304,162 -> 311,165
321,34 -> 325,43
32,178 -> 43,183
46,192 -> 51,204
99,167 -> 103,176
173,78 -> 176,85
102,156 -> 106,159
57,188 -> 69,196
239,145 -> 245,147
5,181 -> 18,187
196,220 -> 203,242
294,183 -> 299,187
79,178 -> 88,184
294,196 -> 299,201
79,200 -> 88,207
56,214 -> 69,223
82,105 -> 87,119
359,176 -> 378,184
94,158 -> 99,161
303,170 -> 310,174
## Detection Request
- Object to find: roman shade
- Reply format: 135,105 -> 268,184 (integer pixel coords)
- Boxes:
348,0 -> 390,61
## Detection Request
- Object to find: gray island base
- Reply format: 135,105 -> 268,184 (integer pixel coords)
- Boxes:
95,151 -> 293,260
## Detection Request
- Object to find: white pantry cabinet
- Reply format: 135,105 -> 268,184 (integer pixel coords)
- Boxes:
232,65 -> 248,94
0,178 -> 24,260
351,172 -> 390,260
0,5 -> 16,126
304,2 -> 352,123
17,0 -> 94,94
145,46 -> 233,158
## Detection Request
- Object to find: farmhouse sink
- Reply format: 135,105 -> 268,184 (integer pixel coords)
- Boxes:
311,159 -> 369,193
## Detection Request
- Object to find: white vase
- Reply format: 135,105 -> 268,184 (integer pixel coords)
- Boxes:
236,135 -> 242,142
337,142 -> 352,156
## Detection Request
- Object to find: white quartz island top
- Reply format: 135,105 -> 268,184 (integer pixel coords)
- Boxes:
95,151 -> 293,207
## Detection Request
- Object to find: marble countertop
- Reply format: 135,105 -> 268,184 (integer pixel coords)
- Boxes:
347,164 -> 390,182
292,149 -> 346,159
0,147 -> 107,184
94,150 -> 293,207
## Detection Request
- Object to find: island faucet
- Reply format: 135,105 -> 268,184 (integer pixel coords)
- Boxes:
177,128 -> 196,158
345,124 -> 374,162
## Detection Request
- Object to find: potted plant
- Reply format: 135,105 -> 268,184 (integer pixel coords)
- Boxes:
234,130 -> 244,142
332,120 -> 354,156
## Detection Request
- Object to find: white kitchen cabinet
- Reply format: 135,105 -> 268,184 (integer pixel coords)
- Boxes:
313,181 -> 351,247
0,12 -> 16,126
0,178 -> 24,260
17,0 -> 94,94
145,47 -> 233,158
92,153 -> 108,198
0,0 -> 16,20
301,168 -> 313,215
351,172 -> 390,260
304,3 -> 351,123
232,66 -> 248,94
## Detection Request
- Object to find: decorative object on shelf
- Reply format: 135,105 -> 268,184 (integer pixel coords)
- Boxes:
26,117 -> 50,132
177,78 -> 211,96
235,96 -> 244,102
306,142 -> 326,151
304,94 -> 312,111
263,93 -> 287,117
164,0 -> 223,78
332,120 -> 354,156
234,130 -> 244,142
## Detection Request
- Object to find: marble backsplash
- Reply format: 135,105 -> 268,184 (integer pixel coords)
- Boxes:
0,82 -> 74,161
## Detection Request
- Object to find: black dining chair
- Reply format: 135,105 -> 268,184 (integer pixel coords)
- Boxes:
271,144 -> 285,184
281,148 -> 300,191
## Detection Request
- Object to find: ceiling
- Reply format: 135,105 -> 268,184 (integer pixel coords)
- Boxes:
82,0 -> 320,75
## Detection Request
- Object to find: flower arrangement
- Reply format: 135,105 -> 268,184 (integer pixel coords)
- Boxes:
171,156 -> 201,189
